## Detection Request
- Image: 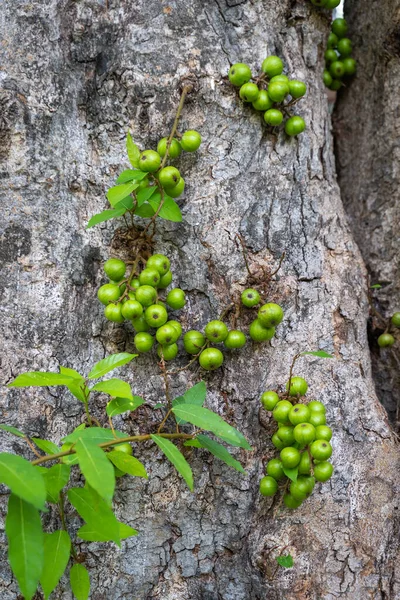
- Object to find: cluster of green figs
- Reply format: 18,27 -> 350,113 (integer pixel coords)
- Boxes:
259,377 -> 334,509
97,256 -> 285,370
228,56 -> 306,136
378,312 -> 400,348
323,18 -> 357,90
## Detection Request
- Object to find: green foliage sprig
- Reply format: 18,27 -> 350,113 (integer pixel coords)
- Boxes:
2,354 -> 251,599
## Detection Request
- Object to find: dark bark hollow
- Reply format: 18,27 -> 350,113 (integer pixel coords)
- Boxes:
0,1 -> 399,599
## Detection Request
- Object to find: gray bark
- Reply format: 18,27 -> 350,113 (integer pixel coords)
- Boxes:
334,0 -> 400,424
0,1 -> 399,599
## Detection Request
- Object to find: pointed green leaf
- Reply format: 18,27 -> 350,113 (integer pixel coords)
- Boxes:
106,182 -> 139,207
0,424 -> 25,438
70,564 -> 90,600
370,284 -> 382,289
126,133 -> 141,168
88,353 -> 137,379
151,435 -> 193,491
282,465 -> 298,482
136,185 -> 157,207
300,351 -> 333,358
153,403 -> 165,410
134,202 -> 155,218
75,439 -> 115,503
61,426 -> 125,445
91,378 -> 133,400
40,530 -> 71,599
106,396 -> 144,417
116,169 -> 147,184
6,494 -> 44,600
183,439 -> 202,448
59,367 -> 88,402
0,453 -> 46,509
41,464 -> 70,503
86,207 -> 126,229
59,366 -> 84,380
196,434 -> 246,474
107,451 -> 147,478
68,487 -> 120,545
276,554 -> 294,568
149,193 -> 182,222
119,522 -> 138,539
78,520 -> 138,543
171,405 -> 251,450
32,438 -> 60,455
8,372 -> 76,388
173,381 -> 207,425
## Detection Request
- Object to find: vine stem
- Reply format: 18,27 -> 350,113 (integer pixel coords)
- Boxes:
160,85 -> 192,170
285,352 -> 301,399
31,433 -> 193,466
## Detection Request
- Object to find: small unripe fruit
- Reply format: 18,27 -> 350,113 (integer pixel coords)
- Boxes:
308,400 -> 326,414
391,312 -> 400,328
308,412 -> 327,427
158,166 -> 181,190
249,319 -> 275,342
199,348 -> 224,371
329,79 -> 343,91
337,38 -> 352,57
183,330 -> 206,354
98,284 -> 122,306
313,461 -> 334,482
284,494 -> 303,509
277,425 -> 296,445
280,446 -> 301,469
378,333 -> 395,348
130,278 -> 140,293
135,285 -> 158,307
293,422 -> 316,445
315,425 -> 332,441
310,440 -> 332,461
325,0 -> 340,7
343,58 -> 357,75
289,478 -> 309,501
298,451 -> 311,475
266,458 -> 285,481
272,432 -> 285,450
139,268 -> 161,287
241,288 -> 261,308
267,81 -> 289,103
104,258 -> 126,281
145,304 -> 168,328
157,270 -> 173,289
259,475 -> 278,497
327,33 -> 339,49
323,70 -> 333,88
156,323 -> 180,345
180,130 -> 202,152
288,80 -> 307,99
205,320 -> 229,343
121,299 -> 143,320
272,400 -> 293,423
258,303 -> 284,327
239,82 -> 259,102
132,315 -> 151,332
285,116 -> 306,136
157,137 -> 181,158
261,55 -> 284,78
104,303 -> 124,323
228,63 -> 252,86
166,288 -> 186,310
146,254 -> 170,276
224,330 -> 246,349
331,18 -> 348,39
270,74 -> 289,83
134,332 -> 154,353
157,343 -> 178,361
289,404 -> 311,425
167,320 -> 183,338
252,90 -> 273,111
330,61 -> 345,79
264,109 -> 283,126
261,391 -> 279,411
325,49 -> 338,64
286,376 -> 308,397
114,442 -> 133,455
139,150 -> 161,173
310,0 -> 328,5
167,177 -> 185,198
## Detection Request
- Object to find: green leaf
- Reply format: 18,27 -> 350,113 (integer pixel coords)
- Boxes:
106,396 -> 145,417
107,451 -> 148,478
126,132 -> 141,168
59,366 -> 84,380
86,207 -> 126,229
8,372 -> 76,388
88,353 -> 137,379
134,202 -> 155,218
32,438 -> 60,455
78,519 -> 138,543
42,464 -> 70,503
173,381 -> 207,425
119,522 -> 139,539
114,195 -> 134,211
300,351 -> 333,358
91,378 -> 133,400
70,564 -> 90,600
75,439 -> 115,503
196,434 -> 246,474
68,486 -> 120,545
183,439 -> 202,448
6,494 -> 44,600
40,531 -> 71,599
62,426 -> 125,445
370,283 -> 382,289
60,366 -> 88,403
136,185 -> 157,207
106,182 -> 139,207
153,403 -> 165,410
116,169 -> 147,184
276,554 -> 294,568
171,405 -> 251,450
149,193 -> 182,222
0,424 -> 25,438
151,435 -> 193,491
282,465 -> 298,482
0,453 -> 46,510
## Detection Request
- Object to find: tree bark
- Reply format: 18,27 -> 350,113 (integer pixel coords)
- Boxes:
334,0 -> 400,425
0,1 -> 399,599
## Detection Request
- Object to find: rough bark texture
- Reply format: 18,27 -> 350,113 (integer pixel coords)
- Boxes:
0,1 -> 399,599
334,0 -> 400,423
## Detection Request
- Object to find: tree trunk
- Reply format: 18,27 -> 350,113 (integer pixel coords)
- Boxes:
334,0 -> 400,425
0,1 -> 399,599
